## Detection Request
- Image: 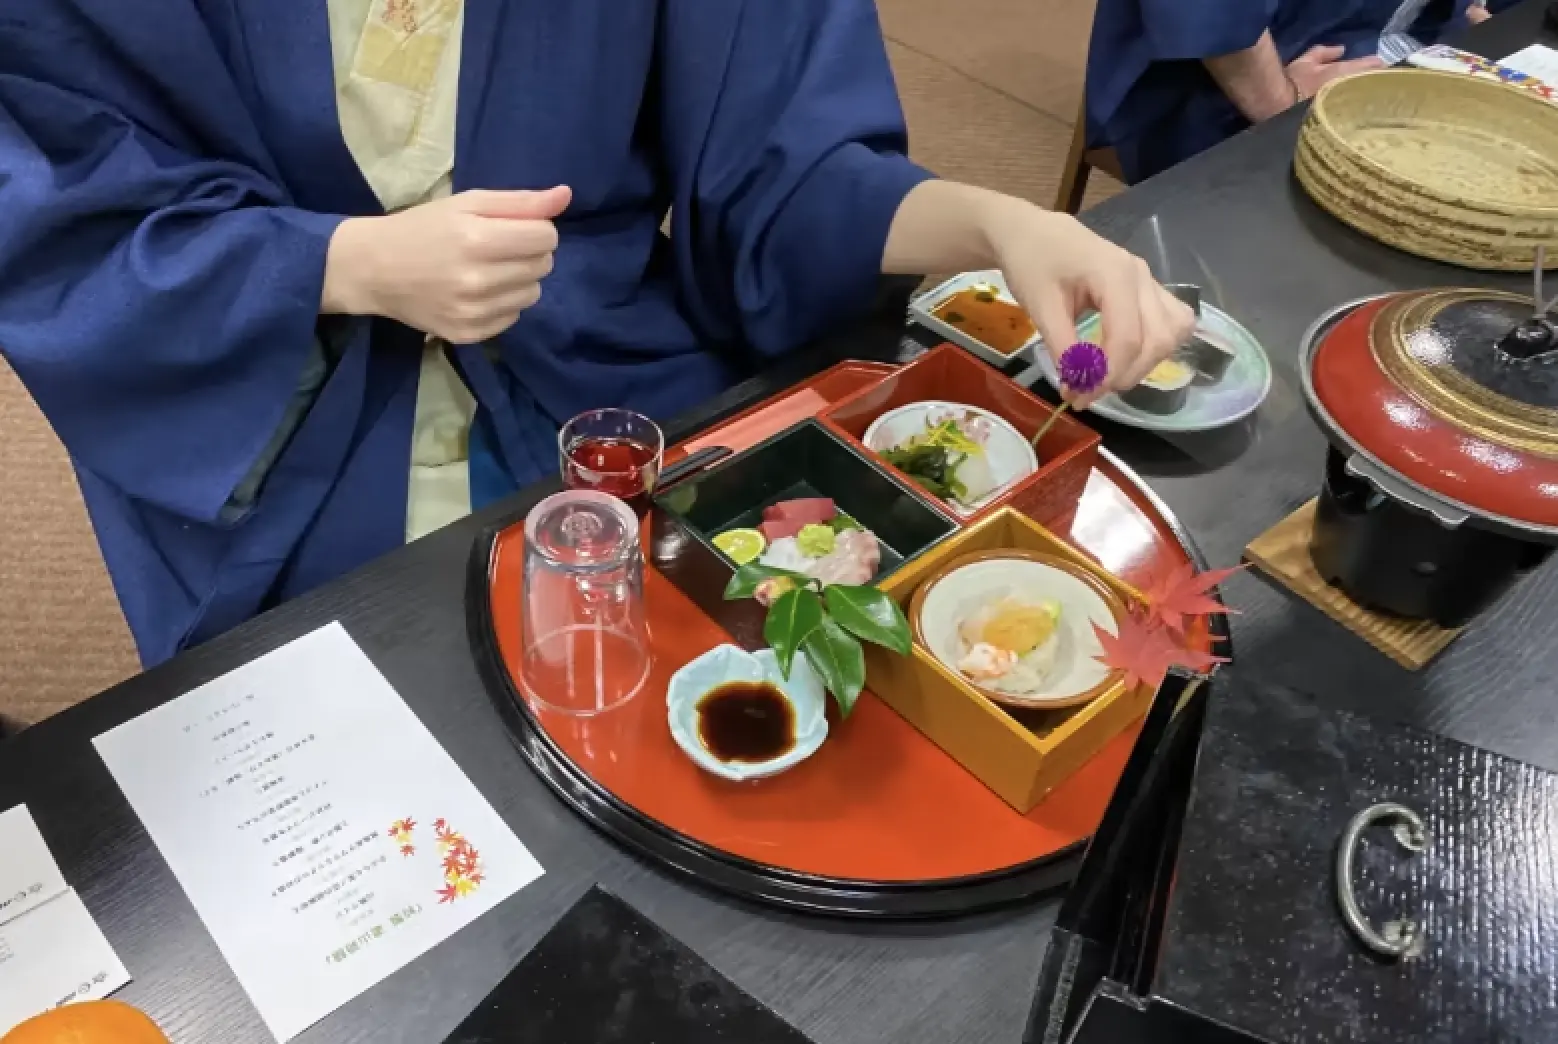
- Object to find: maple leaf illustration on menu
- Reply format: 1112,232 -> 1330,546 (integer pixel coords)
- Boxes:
433,818 -> 485,903
388,817 -> 417,857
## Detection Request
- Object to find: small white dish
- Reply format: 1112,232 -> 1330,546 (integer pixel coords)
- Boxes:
667,645 -> 829,782
909,271 -> 1039,367
862,402 -> 1038,517
913,553 -> 1122,708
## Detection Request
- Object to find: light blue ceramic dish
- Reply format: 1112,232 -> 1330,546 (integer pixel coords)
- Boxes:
1028,303 -> 1272,433
667,645 -> 829,782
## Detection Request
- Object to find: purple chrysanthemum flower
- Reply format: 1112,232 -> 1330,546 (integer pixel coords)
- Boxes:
1058,341 -> 1108,395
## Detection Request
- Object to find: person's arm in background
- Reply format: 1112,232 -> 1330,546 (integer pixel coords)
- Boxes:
1205,31 -> 1384,122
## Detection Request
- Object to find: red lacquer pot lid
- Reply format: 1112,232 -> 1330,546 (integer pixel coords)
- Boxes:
1307,290 -> 1558,535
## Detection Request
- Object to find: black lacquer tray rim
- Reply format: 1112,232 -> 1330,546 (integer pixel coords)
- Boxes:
466,443 -> 1231,919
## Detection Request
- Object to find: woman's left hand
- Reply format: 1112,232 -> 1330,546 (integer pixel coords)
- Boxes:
990,205 -> 1195,408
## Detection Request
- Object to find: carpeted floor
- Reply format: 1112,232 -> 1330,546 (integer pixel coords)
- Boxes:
0,0 -> 1117,729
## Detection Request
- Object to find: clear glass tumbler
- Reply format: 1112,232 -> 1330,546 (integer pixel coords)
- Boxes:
521,490 -> 652,716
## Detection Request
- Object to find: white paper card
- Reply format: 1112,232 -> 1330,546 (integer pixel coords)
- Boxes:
0,805 -> 68,925
1503,44 -> 1558,84
93,623 -> 544,1043
0,889 -> 132,1034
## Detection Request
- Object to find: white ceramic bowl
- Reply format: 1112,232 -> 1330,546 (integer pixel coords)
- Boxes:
862,401 -> 1037,517
666,645 -> 829,781
913,553 -> 1122,708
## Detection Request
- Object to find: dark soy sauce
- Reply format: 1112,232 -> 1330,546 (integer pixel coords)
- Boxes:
696,681 -> 796,763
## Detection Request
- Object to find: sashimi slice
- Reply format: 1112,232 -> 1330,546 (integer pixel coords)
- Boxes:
763,497 -> 836,525
809,529 -> 881,586
759,516 -> 808,542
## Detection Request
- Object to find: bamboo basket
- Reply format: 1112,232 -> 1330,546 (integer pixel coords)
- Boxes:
1294,69 -> 1558,270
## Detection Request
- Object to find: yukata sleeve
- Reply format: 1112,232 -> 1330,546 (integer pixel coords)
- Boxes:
1136,0 -> 1279,59
658,0 -> 933,357
0,13 -> 340,524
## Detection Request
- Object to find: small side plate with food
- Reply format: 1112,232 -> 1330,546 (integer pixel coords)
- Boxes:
910,550 -> 1125,710
667,644 -> 829,781
1024,303 -> 1272,432
862,402 -> 1037,517
909,271 -> 1039,368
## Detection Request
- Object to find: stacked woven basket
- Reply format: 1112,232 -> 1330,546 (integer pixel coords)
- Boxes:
1295,69 -> 1558,271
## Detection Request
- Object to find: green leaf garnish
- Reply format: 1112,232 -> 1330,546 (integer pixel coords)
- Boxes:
824,585 -> 911,656
723,562 -> 809,601
801,617 -> 867,719
765,587 -> 825,678
828,512 -> 863,533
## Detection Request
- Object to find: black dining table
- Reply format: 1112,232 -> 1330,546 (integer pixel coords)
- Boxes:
4,6 -> 1557,1043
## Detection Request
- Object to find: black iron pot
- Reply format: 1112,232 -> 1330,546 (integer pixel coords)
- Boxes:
1311,446 -> 1552,627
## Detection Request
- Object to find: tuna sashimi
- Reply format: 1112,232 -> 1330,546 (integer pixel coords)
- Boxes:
758,497 -> 838,542
759,516 -> 808,542
763,497 -> 836,525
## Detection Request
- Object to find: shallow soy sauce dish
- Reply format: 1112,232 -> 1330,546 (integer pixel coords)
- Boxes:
1026,303 -> 1272,433
650,419 -> 957,650
667,645 -> 829,782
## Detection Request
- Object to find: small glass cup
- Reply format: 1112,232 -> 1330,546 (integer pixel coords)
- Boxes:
559,409 -> 664,520
521,490 -> 652,716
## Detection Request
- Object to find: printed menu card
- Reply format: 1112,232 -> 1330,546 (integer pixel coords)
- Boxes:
94,622 -> 544,1042
0,805 -> 131,1034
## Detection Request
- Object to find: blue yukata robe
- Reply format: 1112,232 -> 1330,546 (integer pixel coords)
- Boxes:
1086,0 -> 1476,183
0,0 -> 931,665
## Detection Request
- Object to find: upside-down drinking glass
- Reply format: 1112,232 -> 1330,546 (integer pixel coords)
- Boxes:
520,490 -> 651,716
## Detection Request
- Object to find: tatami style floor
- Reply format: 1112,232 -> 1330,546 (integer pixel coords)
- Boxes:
0,0 -> 1119,728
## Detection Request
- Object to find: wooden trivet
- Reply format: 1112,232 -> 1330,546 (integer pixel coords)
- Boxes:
1244,499 -> 1461,670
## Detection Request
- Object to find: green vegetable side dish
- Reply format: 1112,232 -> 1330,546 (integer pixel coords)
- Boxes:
723,563 -> 910,720
880,418 -> 985,504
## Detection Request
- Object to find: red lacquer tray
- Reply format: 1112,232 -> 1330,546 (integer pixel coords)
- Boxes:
469,359 -> 1224,917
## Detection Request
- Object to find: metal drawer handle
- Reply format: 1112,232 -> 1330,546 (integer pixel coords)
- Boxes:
1335,802 -> 1427,960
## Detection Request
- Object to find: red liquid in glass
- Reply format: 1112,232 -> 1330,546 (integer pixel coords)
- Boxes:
565,436 -> 658,517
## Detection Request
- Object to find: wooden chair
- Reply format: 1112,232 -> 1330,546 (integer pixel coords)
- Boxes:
1054,99 -> 1125,214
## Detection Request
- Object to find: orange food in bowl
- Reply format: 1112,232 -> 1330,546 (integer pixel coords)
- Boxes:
2,1002 -> 168,1044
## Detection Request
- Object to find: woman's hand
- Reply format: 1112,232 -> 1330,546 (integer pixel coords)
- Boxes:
881,182 -> 1194,406
1286,45 -> 1385,101
322,186 -> 571,343
988,205 -> 1195,406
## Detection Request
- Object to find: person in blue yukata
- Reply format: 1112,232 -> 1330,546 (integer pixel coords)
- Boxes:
0,0 -> 1193,667
1087,0 -> 1516,183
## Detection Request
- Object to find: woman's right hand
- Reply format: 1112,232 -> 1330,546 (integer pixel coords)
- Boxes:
1286,46 -> 1384,102
322,186 -> 571,343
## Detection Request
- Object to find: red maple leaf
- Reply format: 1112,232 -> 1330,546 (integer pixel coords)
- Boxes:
436,883 -> 459,904
399,843 -> 416,857
433,818 -> 448,833
1143,562 -> 1247,634
1094,614 -> 1228,692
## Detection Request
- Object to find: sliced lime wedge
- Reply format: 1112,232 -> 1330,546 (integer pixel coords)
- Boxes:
713,528 -> 767,565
